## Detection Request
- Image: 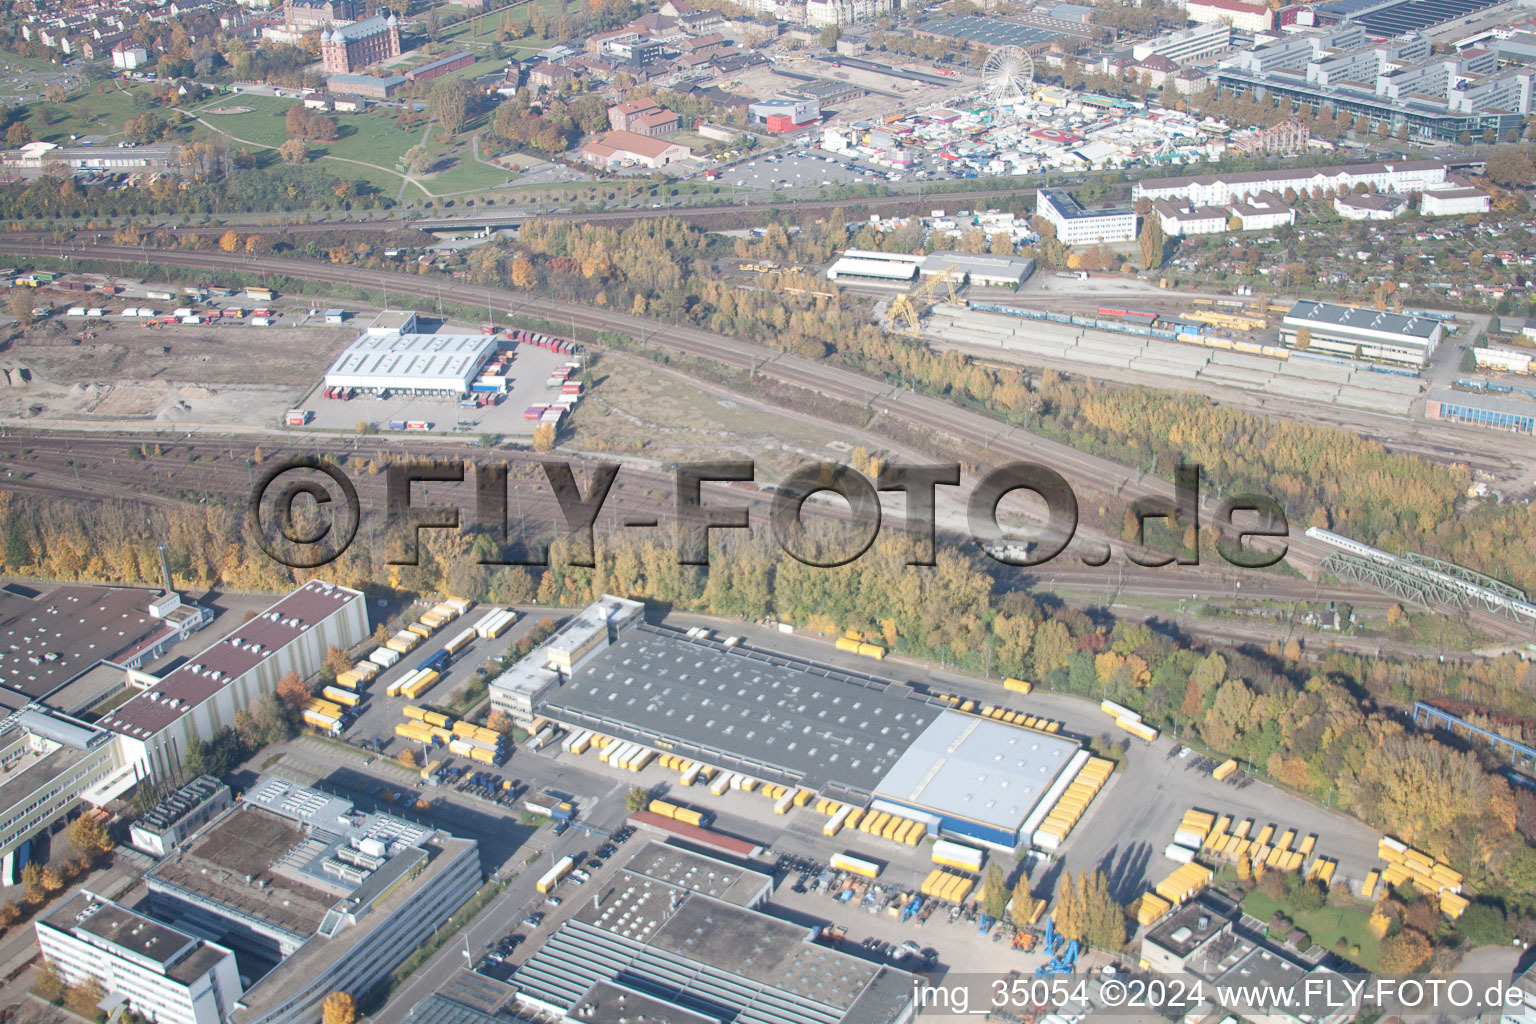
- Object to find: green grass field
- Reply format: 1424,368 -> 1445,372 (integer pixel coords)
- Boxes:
16,84 -> 145,143
1242,891 -> 1381,972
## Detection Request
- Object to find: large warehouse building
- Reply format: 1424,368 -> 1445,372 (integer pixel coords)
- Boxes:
534,597 -> 1081,848
1280,300 -> 1442,367
323,310 -> 499,397
825,249 -> 922,282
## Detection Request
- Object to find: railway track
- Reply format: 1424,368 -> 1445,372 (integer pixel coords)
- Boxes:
2,241 -> 1527,641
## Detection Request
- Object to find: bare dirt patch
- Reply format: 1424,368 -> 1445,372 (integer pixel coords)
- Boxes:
0,320 -> 355,429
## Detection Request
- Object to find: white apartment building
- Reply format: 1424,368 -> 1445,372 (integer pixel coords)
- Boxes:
1153,200 -> 1227,236
1133,160 -> 1449,206
38,892 -> 242,1024
1420,180 -> 1491,216
1132,23 -> 1232,63
1037,188 -> 1138,245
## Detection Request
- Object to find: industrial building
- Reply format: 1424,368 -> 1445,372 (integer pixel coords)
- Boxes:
869,713 -> 1079,849
918,252 -> 1036,289
0,581 -> 206,706
129,775 -> 233,856
1036,188 -> 1138,245
144,776 -> 483,1024
1186,0 -> 1273,31
513,840 -> 915,1024
825,249 -> 922,282
1426,388 -> 1535,434
533,597 -> 1082,846
38,892 -> 243,1024
323,312 -> 500,397
748,95 -> 821,132
576,130 -> 693,169
99,580 -> 368,780
1280,300 -> 1442,367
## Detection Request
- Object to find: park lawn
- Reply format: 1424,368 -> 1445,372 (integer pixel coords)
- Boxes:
1241,891 -> 1382,973
192,94 -> 293,148
313,110 -> 430,169
415,149 -> 520,195
20,85 -> 144,143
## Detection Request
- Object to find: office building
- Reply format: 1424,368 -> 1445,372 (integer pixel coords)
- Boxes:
0,709 -> 127,885
129,775 -> 233,857
489,596 -> 642,727
1142,893 -> 1352,1024
1187,0 -> 1274,32
1132,23 -> 1232,63
144,776 -> 482,1024
1036,187 -> 1137,245
38,892 -> 242,1024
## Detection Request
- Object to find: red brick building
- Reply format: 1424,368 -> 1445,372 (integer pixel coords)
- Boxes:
320,13 -> 400,74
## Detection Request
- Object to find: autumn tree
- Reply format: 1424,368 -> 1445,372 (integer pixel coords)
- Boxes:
66,815 -> 113,865
21,862 -> 45,905
1054,870 -> 1123,949
1379,928 -> 1432,973
1009,874 -> 1038,928
34,959 -> 64,1002
6,121 -> 33,148
1138,214 -> 1165,271
279,138 -> 309,163
218,230 -> 240,253
275,670 -> 310,709
1293,325 -> 1310,350
9,291 -> 33,326
322,992 -> 358,1024
430,79 -> 471,137
532,423 -> 556,452
625,786 -> 650,812
979,863 -> 1009,920
486,710 -> 514,733
245,234 -> 271,255
398,747 -> 417,768
323,644 -> 352,679
63,977 -> 106,1018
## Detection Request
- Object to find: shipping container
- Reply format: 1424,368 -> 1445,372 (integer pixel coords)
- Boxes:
932,839 -> 984,873
1003,677 -> 1032,694
537,855 -> 575,894
830,853 -> 881,879
322,686 -> 359,707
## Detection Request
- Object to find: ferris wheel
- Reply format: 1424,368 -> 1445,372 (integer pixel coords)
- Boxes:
982,45 -> 1035,110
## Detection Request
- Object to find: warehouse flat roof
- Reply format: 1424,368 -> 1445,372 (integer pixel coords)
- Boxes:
538,625 -> 940,799
325,331 -> 496,389
0,583 -> 174,700
98,581 -> 359,739
516,872 -> 914,1024
621,840 -> 772,907
1429,387 -> 1536,419
873,712 -> 1078,833
1039,187 -> 1133,221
